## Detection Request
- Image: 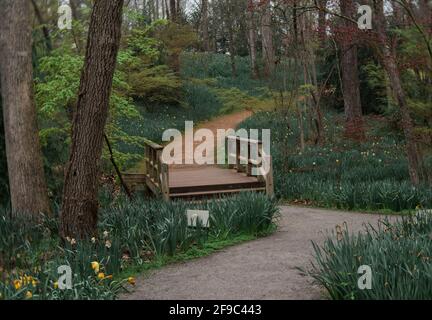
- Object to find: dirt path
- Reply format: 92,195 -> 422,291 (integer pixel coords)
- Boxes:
121,206 -> 398,300
168,110 -> 252,167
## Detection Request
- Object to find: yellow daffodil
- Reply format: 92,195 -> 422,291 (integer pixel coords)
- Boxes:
13,279 -> 22,290
97,272 -> 105,280
53,282 -> 58,289
127,277 -> 136,286
25,291 -> 32,299
91,261 -> 100,273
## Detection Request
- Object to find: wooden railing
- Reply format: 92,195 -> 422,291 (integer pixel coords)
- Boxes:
142,138 -> 169,200
226,135 -> 274,196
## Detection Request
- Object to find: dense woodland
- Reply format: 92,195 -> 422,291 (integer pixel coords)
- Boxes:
0,0 -> 431,300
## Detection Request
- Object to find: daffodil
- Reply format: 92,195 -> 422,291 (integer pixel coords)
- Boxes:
13,279 -> 22,290
103,231 -> 109,238
25,291 -> 32,299
127,277 -> 136,286
53,282 -> 58,289
91,261 -> 100,273
105,240 -> 112,249
97,272 -> 105,280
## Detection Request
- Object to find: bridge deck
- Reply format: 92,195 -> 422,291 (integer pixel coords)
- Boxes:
122,136 -> 273,200
168,165 -> 265,198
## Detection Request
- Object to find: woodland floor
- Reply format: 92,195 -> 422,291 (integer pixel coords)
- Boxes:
121,206 -> 398,300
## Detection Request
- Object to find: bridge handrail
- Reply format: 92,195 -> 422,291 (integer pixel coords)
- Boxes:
225,135 -> 273,196
143,138 -> 169,200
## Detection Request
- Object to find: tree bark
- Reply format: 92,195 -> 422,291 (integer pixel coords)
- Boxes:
31,0 -> 52,51
0,0 -> 51,218
261,0 -> 275,77
317,0 -> 328,46
169,0 -> 177,21
374,0 -> 427,185
60,0 -> 124,239
339,0 -> 365,140
201,0 -> 210,51
247,0 -> 259,78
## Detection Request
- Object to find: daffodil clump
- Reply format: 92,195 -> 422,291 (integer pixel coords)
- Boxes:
0,193 -> 278,300
240,111 -> 432,212
310,213 -> 432,299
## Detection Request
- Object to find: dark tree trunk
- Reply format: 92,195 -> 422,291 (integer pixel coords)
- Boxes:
247,0 -> 259,78
60,0 -> 124,239
30,0 -> 52,51
317,0 -> 328,46
201,0 -> 210,51
69,0 -> 81,21
340,0 -> 365,140
374,0 -> 427,185
261,0 -> 275,77
0,0 -> 51,218
169,0 -> 177,21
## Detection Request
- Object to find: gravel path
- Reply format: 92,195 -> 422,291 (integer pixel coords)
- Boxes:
121,206 -> 397,300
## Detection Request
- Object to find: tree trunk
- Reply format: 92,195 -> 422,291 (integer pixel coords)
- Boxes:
374,0 -> 427,185
169,0 -> 176,21
0,0 -> 51,218
317,0 -> 327,45
340,0 -> 365,141
261,0 -> 275,77
201,0 -> 210,51
31,0 -> 52,51
60,0 -> 124,239
69,0 -> 81,21
247,0 -> 259,78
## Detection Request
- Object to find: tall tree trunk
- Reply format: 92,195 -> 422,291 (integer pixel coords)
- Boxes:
169,0 -> 176,21
247,0 -> 259,78
201,0 -> 210,51
340,0 -> 365,140
317,0 -> 328,47
60,0 -> 124,239
0,0 -> 51,218
374,0 -> 427,185
261,0 -> 275,77
31,0 -> 52,51
69,0 -> 81,21
228,26 -> 237,78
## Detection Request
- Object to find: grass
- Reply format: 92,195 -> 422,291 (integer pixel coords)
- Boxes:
0,192 -> 279,300
308,210 -> 432,299
239,110 -> 432,212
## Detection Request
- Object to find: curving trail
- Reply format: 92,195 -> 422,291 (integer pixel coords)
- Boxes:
121,206 -> 397,300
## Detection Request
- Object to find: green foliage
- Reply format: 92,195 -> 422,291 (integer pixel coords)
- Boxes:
239,111 -> 432,212
0,193 -> 278,300
309,212 -> 432,299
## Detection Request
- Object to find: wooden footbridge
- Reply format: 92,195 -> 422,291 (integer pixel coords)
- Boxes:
122,136 -> 273,200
